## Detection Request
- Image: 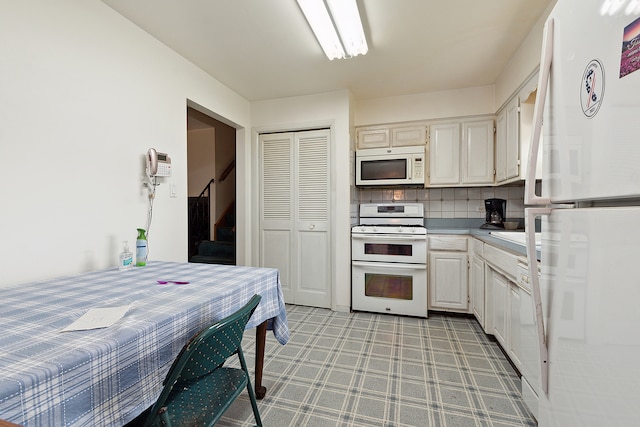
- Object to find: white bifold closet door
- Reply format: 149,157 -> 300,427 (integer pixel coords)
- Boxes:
259,129 -> 331,308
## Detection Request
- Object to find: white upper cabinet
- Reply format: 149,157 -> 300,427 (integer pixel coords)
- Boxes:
428,122 -> 460,186
428,119 -> 494,187
495,110 -> 507,182
506,101 -> 520,179
356,127 -> 390,149
461,119 -> 495,184
391,124 -> 428,147
496,97 -> 520,182
356,122 -> 427,149
495,71 -> 543,184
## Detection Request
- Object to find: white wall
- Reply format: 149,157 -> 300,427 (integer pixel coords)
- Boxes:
0,0 -> 251,287
251,90 -> 353,312
355,85 -> 495,126
0,0 -> 555,298
355,1 -> 556,124
187,129 -> 216,198
494,0 -> 557,109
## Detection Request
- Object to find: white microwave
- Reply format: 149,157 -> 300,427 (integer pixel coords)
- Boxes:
356,146 -> 426,186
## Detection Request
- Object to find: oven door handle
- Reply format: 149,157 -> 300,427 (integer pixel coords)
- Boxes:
351,261 -> 426,270
351,234 -> 426,242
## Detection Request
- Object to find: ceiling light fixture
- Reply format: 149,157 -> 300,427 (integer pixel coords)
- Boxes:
296,0 -> 368,60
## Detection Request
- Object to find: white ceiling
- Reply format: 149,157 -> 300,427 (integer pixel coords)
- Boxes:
100,0 -> 553,102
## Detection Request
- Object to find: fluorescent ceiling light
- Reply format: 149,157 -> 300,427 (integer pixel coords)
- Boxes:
600,0 -> 640,15
297,0 -> 368,60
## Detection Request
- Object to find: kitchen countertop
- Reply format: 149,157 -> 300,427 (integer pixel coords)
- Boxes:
423,219 -> 541,260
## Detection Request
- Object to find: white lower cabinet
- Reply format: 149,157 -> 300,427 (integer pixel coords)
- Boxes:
428,235 -> 525,373
469,239 -> 485,328
490,267 -> 509,349
509,283 -> 522,368
429,252 -> 468,311
428,236 -> 469,312
487,262 -> 523,372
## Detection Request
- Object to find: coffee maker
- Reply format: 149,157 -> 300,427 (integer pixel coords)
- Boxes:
481,198 -> 506,229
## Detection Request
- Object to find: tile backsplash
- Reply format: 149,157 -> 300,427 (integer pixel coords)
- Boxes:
354,184 -> 525,220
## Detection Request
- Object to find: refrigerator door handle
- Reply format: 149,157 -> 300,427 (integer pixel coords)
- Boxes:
525,207 -> 550,394
525,18 -> 554,206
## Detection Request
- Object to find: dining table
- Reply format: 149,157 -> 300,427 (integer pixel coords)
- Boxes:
0,261 -> 289,426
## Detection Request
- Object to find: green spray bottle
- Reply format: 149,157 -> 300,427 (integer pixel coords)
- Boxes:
136,228 -> 147,266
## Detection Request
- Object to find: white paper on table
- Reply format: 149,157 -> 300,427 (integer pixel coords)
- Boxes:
61,305 -> 132,332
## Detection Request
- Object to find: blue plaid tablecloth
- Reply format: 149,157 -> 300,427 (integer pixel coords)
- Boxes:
0,261 -> 289,426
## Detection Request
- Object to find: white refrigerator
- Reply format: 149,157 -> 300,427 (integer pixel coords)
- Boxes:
523,0 -> 640,426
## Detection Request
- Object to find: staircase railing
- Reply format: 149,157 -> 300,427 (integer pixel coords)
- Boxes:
219,159 -> 235,182
188,179 -> 215,258
198,178 -> 216,198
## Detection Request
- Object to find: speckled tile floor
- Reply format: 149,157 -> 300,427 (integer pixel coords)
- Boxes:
219,305 -> 536,427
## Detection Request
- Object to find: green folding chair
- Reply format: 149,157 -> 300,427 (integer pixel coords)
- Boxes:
143,294 -> 263,427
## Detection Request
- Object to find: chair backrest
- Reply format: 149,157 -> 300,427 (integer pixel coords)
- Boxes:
151,294 -> 261,408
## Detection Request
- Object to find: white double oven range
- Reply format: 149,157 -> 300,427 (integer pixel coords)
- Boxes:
351,203 -> 428,318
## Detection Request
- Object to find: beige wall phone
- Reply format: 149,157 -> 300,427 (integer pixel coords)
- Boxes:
146,148 -> 172,177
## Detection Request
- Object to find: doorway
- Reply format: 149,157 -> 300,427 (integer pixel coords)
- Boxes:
186,107 -> 237,265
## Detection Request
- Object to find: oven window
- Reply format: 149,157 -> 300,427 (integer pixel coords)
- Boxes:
360,159 -> 407,180
364,243 -> 412,257
364,273 -> 413,300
